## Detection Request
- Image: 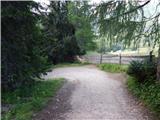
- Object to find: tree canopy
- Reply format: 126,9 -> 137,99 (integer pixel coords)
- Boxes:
2,1 -> 49,90
95,0 -> 159,49
1,0 -> 160,90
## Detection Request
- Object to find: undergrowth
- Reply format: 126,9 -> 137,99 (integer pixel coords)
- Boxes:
127,76 -> 160,116
98,62 -> 160,117
2,79 -> 64,120
97,63 -> 128,73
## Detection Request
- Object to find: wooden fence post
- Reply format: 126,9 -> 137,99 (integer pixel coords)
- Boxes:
100,53 -> 103,64
149,51 -> 153,62
157,46 -> 160,81
119,53 -> 121,65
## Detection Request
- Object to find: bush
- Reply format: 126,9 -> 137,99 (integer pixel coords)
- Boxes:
1,79 -> 64,120
127,60 -> 156,83
127,77 -> 160,115
98,63 -> 128,73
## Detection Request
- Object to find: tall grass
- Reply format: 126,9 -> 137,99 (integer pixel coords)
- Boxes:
127,76 -> 160,117
2,79 -> 64,120
98,63 -> 160,117
97,63 -> 128,73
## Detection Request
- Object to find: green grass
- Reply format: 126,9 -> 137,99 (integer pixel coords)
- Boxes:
55,62 -> 90,67
97,63 -> 128,73
48,62 -> 91,70
127,76 -> 160,116
2,79 -> 64,120
86,51 -> 100,55
98,62 -> 160,117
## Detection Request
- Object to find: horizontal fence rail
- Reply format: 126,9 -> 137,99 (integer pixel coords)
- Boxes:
83,54 -> 152,64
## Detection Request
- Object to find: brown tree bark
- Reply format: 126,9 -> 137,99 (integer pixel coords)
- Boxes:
157,46 -> 160,81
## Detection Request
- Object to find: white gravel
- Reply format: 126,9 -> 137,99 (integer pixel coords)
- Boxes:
37,65 -> 156,120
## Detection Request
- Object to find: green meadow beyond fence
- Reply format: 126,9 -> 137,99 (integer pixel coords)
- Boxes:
84,54 -> 154,64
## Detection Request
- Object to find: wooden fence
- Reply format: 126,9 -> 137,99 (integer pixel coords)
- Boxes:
83,54 -> 152,64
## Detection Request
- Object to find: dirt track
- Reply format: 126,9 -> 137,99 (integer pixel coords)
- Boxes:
33,65 -> 157,120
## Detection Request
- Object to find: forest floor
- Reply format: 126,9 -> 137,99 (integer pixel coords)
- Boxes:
33,65 -> 157,120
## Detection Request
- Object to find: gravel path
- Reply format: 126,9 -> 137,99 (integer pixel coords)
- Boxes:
33,65 -> 157,120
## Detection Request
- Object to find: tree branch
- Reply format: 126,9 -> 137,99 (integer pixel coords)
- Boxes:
101,0 -> 151,22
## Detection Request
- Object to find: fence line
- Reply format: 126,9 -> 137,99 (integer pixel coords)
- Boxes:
83,54 -> 153,64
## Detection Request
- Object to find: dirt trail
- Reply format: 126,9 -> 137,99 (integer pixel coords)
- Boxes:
33,65 -> 156,120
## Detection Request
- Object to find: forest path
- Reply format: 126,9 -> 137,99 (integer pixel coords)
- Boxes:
33,65 -> 156,120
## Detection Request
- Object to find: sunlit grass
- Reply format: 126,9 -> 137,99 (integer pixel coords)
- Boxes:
97,63 -> 128,73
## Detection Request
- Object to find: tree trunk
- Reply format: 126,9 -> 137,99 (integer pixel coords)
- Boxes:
157,46 -> 160,81
100,53 -> 103,64
100,38 -> 105,64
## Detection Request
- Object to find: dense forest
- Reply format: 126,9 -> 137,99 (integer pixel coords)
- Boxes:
1,1 -> 96,90
1,0 -> 160,91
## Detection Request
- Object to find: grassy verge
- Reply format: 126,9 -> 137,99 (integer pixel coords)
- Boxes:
98,63 -> 160,117
127,76 -> 160,116
1,78 -> 64,120
97,63 -> 128,73
53,62 -> 90,68
46,62 -> 91,71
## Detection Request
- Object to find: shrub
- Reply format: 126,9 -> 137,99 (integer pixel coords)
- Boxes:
127,60 -> 156,83
1,79 -> 64,120
127,77 -> 160,115
98,63 -> 128,73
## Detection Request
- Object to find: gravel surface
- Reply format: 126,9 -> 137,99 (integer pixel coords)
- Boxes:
33,65 -> 157,120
